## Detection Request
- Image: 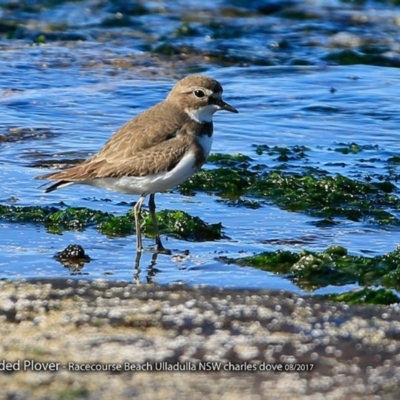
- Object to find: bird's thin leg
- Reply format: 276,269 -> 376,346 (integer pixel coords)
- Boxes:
134,195 -> 146,252
148,194 -> 171,254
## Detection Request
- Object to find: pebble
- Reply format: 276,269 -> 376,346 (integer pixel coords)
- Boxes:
0,279 -> 399,399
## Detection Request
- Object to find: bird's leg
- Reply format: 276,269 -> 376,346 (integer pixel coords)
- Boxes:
148,194 -> 171,254
134,195 -> 146,252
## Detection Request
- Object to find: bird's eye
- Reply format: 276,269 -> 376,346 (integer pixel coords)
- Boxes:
194,90 -> 205,98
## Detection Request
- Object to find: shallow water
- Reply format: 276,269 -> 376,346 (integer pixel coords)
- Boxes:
1,0 -> 400,295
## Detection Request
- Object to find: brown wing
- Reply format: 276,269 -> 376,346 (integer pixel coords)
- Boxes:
40,136 -> 195,182
36,100 -> 200,182
89,100 -> 191,161
36,128 -> 205,183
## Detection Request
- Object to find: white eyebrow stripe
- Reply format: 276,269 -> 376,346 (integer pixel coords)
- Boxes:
203,88 -> 214,96
186,88 -> 215,96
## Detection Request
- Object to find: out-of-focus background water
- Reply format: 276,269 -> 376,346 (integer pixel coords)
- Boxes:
1,0 -> 400,295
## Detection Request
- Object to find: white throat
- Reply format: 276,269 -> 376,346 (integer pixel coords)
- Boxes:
185,104 -> 219,123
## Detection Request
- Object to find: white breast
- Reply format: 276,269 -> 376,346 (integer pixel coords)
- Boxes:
83,151 -> 198,196
197,134 -> 213,158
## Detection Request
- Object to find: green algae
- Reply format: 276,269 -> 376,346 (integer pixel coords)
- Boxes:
0,19 -> 19,36
107,2 -> 149,16
252,145 -> 309,160
253,172 -> 400,224
325,49 -> 400,68
181,167 -> 254,199
174,23 -> 199,38
205,21 -> 245,40
0,205 -> 223,241
100,15 -> 135,28
142,210 -> 223,242
326,288 -> 400,306
0,205 -> 113,234
220,245 -> 400,304
179,148 -> 400,226
98,214 -> 135,237
330,142 -> 379,155
34,34 -> 46,44
152,43 -> 196,56
207,153 -> 254,168
221,249 -> 300,275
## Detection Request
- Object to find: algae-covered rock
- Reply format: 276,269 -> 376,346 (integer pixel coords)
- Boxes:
178,147 -> 400,226
327,288 -> 400,305
142,209 -> 223,242
220,245 -> 400,304
0,204 -> 223,242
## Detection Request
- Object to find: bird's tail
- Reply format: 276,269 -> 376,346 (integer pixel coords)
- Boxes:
35,172 -> 74,192
41,180 -> 74,193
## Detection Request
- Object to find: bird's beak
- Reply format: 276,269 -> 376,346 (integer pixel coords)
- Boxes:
215,98 -> 238,113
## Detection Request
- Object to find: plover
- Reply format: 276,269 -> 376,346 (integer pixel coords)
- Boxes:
36,75 -> 238,253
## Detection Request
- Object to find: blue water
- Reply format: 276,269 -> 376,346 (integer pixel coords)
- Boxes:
1,0 -> 400,294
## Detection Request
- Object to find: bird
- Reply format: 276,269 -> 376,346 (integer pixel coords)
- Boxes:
36,75 -> 238,254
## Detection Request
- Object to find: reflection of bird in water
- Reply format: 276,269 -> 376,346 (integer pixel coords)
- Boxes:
133,252 -> 160,284
133,250 -> 190,284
